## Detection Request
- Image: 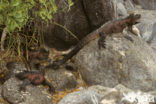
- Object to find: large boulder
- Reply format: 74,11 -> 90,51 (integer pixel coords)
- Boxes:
74,31 -> 156,91
2,78 -> 52,104
43,0 -> 117,49
44,0 -> 90,49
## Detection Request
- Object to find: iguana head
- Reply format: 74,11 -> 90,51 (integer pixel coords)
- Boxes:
126,13 -> 141,26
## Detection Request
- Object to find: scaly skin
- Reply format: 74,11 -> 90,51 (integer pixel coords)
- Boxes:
51,14 -> 141,69
16,70 -> 55,93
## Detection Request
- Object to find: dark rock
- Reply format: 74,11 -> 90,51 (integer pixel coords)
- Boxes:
2,78 -> 52,104
44,0 -> 91,49
3,62 -> 27,82
58,90 -> 101,104
134,0 -> 156,10
44,0 -> 117,49
82,0 -> 117,30
74,31 -> 156,91
45,68 -> 77,91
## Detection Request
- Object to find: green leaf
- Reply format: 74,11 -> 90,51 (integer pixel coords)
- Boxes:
6,18 -> 19,32
47,14 -> 52,20
0,1 -> 9,10
0,15 -> 4,24
38,8 -> 47,20
51,0 -> 57,13
10,0 -> 22,7
68,0 -> 73,11
39,0 -> 46,4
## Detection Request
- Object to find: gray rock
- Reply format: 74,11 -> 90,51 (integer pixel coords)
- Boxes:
75,31 -> 156,91
117,0 -> 123,3
132,9 -> 156,50
117,0 -> 134,12
123,0 -> 135,11
0,85 -> 9,104
117,3 -> 128,17
2,78 -> 52,104
2,62 -> 27,82
134,10 -> 156,42
58,90 -> 101,104
134,0 -> 156,10
0,60 -> 7,74
45,68 -> 77,91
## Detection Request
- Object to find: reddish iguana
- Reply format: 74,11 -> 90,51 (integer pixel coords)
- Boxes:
50,13 -> 141,69
23,48 -> 51,70
15,70 -> 55,93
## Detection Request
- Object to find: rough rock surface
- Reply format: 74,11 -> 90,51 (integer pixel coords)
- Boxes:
2,78 -> 52,104
58,90 -> 101,104
89,85 -> 156,104
44,0 -> 90,49
0,86 -> 9,104
134,0 -> 156,10
82,0 -> 117,30
75,31 -> 156,91
117,2 -> 128,17
58,84 -> 156,104
45,68 -> 77,91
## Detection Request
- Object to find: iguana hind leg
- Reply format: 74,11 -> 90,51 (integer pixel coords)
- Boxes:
98,32 -> 107,49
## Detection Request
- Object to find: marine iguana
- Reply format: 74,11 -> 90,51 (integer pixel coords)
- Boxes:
15,70 -> 55,93
23,48 -> 51,70
50,13 -> 141,69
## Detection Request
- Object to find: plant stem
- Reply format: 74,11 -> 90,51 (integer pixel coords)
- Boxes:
1,27 -> 7,51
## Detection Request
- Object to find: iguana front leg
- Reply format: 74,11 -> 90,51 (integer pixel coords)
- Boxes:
19,79 -> 31,91
98,32 -> 107,49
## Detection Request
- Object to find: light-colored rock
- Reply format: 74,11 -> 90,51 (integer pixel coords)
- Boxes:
75,31 -> 156,91
134,0 -> 156,10
117,3 -> 128,17
58,90 -> 101,104
88,85 -> 156,104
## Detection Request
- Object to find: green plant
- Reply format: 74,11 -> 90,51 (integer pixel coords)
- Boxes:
0,0 -> 74,58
